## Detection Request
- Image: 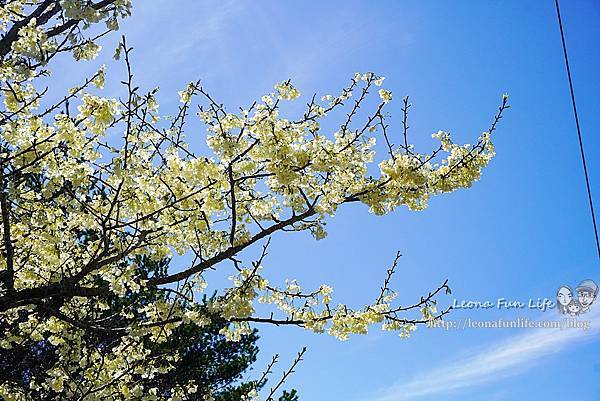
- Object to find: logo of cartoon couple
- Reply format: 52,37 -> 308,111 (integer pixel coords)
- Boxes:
556,279 -> 598,316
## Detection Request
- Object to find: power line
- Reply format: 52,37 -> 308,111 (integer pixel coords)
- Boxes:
554,0 -> 600,259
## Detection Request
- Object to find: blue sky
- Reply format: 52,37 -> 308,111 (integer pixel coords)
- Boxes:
55,1 -> 600,400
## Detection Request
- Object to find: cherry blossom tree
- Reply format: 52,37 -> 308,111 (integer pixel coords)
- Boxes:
0,1 -> 508,399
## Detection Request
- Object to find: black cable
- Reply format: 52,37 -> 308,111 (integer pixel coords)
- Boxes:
554,0 -> 600,259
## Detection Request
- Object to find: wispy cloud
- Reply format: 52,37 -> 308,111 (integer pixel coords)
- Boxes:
153,0 -> 244,62
370,309 -> 600,401
118,0 -> 246,83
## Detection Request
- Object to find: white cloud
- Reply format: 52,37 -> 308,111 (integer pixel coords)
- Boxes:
116,0 -> 246,82
370,309 -> 600,401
